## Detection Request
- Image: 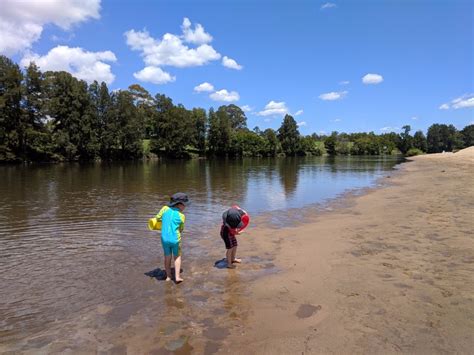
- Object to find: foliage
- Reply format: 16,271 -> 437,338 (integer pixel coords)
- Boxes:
1,54 -> 472,162
406,148 -> 424,156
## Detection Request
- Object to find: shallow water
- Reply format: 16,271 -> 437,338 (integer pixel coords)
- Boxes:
0,156 -> 403,351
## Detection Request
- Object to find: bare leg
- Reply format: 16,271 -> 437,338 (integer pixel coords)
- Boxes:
174,255 -> 183,282
164,255 -> 172,281
226,248 -> 235,268
231,246 -> 242,263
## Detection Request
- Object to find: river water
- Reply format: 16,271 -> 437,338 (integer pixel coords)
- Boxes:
0,156 -> 403,352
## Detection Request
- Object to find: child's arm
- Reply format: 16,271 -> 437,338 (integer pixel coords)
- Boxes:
178,212 -> 185,232
155,206 -> 168,221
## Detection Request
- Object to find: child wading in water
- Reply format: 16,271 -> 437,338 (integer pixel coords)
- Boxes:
155,192 -> 189,283
220,205 -> 249,269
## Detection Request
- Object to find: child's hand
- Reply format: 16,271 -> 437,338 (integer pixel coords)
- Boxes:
237,229 -> 245,235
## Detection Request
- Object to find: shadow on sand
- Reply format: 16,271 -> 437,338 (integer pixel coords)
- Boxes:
214,258 -> 229,269
144,267 -> 183,281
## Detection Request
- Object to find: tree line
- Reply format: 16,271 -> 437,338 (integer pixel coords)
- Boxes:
1,55 -> 473,162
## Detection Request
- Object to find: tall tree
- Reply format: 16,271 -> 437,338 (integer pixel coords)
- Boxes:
398,125 -> 413,154
191,108 -> 207,153
461,124 -> 474,148
218,104 -> 247,130
277,114 -> 300,156
0,55 -> 23,161
413,130 -> 428,152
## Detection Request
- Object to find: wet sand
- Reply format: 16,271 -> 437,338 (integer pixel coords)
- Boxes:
232,147 -> 474,354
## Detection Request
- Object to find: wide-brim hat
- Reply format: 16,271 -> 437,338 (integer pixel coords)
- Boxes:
223,207 -> 244,229
168,192 -> 190,207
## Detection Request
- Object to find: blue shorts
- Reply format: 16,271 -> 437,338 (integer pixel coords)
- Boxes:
161,239 -> 181,256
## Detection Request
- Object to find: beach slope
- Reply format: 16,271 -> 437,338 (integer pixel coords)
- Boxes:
235,147 -> 474,354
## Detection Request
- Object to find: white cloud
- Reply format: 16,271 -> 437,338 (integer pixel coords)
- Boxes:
321,2 -> 337,9
133,66 -> 175,84
257,101 -> 289,116
439,94 -> 474,110
294,109 -> 304,116
125,18 -> 228,84
380,126 -> 401,132
0,0 -> 100,55
21,45 -> 116,84
318,130 -> 327,135
452,94 -> 474,109
241,105 -> 253,112
181,17 -> 213,44
319,90 -> 348,101
125,29 -> 221,68
411,116 -> 418,120
362,73 -> 384,85
339,80 -> 350,85
210,89 -> 240,102
194,82 -> 214,92
332,118 -> 342,122
297,121 -> 307,127
222,56 -> 243,70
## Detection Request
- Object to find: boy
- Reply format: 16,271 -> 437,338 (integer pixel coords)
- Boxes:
220,205 -> 249,269
156,192 -> 189,283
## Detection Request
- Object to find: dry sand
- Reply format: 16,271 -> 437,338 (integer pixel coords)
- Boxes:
231,147 -> 474,354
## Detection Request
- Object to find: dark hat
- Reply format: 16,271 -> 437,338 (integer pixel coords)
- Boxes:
168,192 -> 190,207
223,207 -> 244,229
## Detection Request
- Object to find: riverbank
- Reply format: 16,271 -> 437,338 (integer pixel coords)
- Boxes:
232,147 -> 474,354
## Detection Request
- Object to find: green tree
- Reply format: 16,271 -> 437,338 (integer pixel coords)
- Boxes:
324,132 -> 337,156
262,128 -> 280,156
412,130 -> 428,152
398,125 -> 413,154
0,55 -> 23,161
277,114 -> 300,156
218,104 -> 247,130
427,124 -> 462,153
461,124 -> 474,147
191,108 -> 207,153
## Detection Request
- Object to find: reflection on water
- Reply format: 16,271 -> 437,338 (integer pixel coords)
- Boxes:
0,155 -> 402,351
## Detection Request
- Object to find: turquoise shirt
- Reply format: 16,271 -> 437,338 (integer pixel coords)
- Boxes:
156,206 -> 185,243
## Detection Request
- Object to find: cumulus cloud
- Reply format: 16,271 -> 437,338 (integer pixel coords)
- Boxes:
297,121 -> 307,127
222,56 -> 243,70
0,0 -> 100,55
362,73 -> 384,85
133,66 -> 175,84
241,105 -> 253,112
125,29 -> 221,68
294,110 -> 304,116
319,91 -> 348,101
321,2 -> 337,9
125,18 -> 242,83
21,45 -> 116,84
210,89 -> 240,102
194,82 -> 214,92
439,94 -> 474,110
452,94 -> 474,109
257,101 -> 289,116
181,17 -> 213,44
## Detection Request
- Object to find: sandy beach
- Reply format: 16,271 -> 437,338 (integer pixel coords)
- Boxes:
231,147 -> 474,354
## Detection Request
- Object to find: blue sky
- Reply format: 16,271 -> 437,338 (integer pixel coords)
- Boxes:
2,0 -> 473,134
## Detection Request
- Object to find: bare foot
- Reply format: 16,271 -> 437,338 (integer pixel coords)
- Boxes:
165,276 -> 172,281
232,258 -> 242,263
175,278 -> 184,284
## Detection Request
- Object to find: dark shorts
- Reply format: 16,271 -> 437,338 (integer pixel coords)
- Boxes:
220,225 -> 238,249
